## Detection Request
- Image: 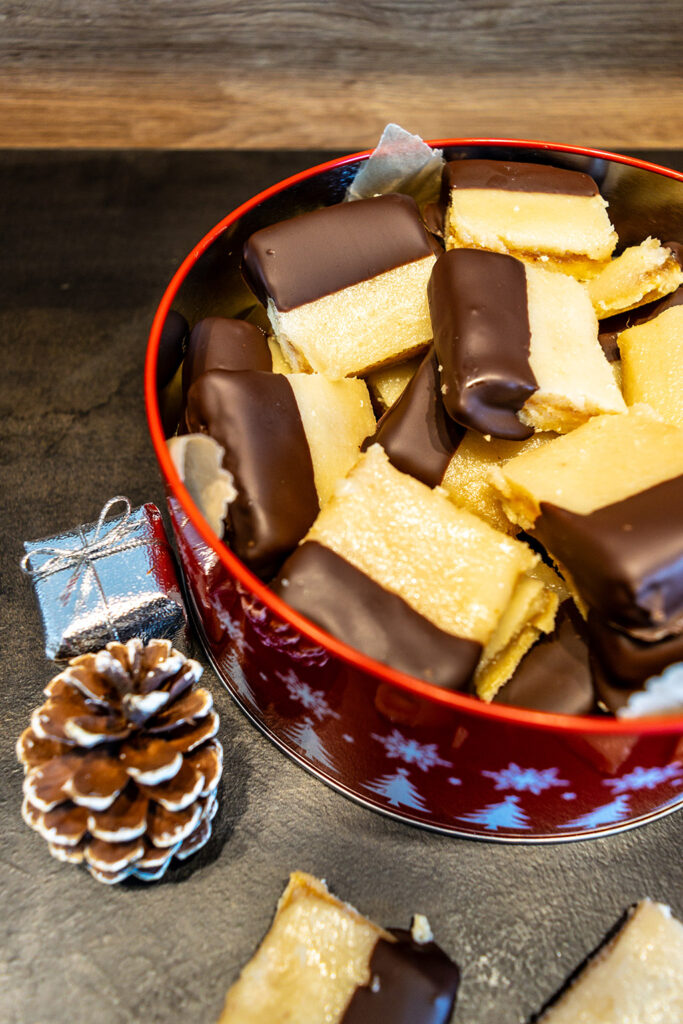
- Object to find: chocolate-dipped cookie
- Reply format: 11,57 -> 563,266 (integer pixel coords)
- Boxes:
182,317 -> 272,395
184,369 -> 374,578
243,194 -> 437,378
429,248 -> 537,439
443,159 -> 617,277
273,541 -> 482,691
536,475 -> 683,640
538,901 -> 683,1023
218,872 -> 460,1024
428,248 -> 625,437
274,444 -> 557,698
363,346 -> 465,487
494,602 -> 596,715
494,407 -> 683,640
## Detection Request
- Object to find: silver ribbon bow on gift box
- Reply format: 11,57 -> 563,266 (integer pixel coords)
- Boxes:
22,496 -> 186,660
23,496 -> 150,601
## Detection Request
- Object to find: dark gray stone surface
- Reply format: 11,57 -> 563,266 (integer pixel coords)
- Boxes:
0,150 -> 681,1024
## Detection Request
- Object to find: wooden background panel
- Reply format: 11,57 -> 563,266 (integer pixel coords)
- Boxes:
4,0 -> 681,73
1,0 -> 682,148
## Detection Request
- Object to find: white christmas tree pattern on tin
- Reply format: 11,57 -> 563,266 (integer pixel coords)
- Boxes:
560,761 -> 683,831
563,794 -> 632,830
224,651 -> 258,708
271,670 -> 341,772
361,728 -> 454,816
455,763 -> 568,833
458,795 -> 531,831
364,767 -> 428,811
282,717 -> 336,771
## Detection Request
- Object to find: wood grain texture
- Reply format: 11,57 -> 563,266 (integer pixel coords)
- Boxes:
1,1 -> 682,147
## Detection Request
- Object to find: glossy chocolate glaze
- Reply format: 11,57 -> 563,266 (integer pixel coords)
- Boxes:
597,327 -> 623,363
586,610 -> 683,690
444,159 -> 599,196
429,249 -> 537,440
422,200 -> 446,240
242,193 -> 435,312
340,928 -> 459,1024
184,370 -> 319,579
536,474 -> 683,639
182,318 -> 271,394
494,602 -> 596,715
363,347 -> 465,487
272,542 -> 482,690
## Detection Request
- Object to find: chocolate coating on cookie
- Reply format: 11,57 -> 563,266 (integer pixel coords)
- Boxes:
494,602 -> 596,715
185,370 -> 319,579
341,928 -> 460,1024
429,249 -> 537,440
536,474 -> 683,638
444,159 -> 599,196
363,347 -> 465,487
597,327 -> 623,362
272,542 -> 482,690
586,611 -> 683,690
242,194 -> 435,312
182,318 -> 272,394
422,200 -> 446,240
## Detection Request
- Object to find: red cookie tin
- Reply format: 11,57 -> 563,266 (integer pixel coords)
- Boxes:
145,140 -> 683,841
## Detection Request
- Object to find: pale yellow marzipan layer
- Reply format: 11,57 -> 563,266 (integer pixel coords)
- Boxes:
539,900 -> 683,1023
588,237 -> 683,317
475,572 -> 559,701
365,354 -> 421,413
445,189 -> 617,267
441,430 -> 556,534
493,405 -> 683,531
269,255 -> 435,379
287,374 -> 376,508
520,263 -> 626,433
218,872 -> 387,1024
620,305 -> 683,428
267,335 -> 293,374
307,444 -> 539,646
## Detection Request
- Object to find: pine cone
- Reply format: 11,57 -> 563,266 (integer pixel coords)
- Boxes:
16,638 -> 222,884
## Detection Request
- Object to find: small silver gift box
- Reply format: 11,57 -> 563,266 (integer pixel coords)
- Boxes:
22,496 -> 187,660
